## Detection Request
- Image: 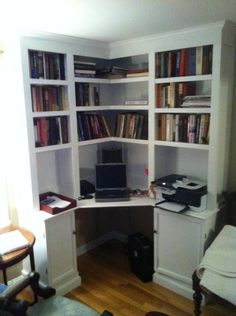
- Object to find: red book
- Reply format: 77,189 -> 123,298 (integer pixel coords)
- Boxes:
179,49 -> 186,76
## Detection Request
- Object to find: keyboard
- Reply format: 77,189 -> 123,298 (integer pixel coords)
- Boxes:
95,189 -> 129,202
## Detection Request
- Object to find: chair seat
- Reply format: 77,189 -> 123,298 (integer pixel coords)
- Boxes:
28,296 -> 99,316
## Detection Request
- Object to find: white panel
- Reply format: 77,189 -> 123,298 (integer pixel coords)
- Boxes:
158,212 -> 202,279
45,212 -> 78,287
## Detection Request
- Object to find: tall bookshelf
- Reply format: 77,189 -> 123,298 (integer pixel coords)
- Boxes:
19,21 -> 235,297
73,53 -> 150,190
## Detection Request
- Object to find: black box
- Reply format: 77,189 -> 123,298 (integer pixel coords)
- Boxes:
128,233 -> 154,282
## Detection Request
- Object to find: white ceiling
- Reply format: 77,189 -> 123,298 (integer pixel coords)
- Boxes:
2,0 -> 236,42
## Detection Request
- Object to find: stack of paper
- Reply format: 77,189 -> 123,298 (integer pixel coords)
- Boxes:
0,230 -> 30,256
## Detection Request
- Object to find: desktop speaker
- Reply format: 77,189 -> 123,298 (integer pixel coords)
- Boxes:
128,233 -> 154,282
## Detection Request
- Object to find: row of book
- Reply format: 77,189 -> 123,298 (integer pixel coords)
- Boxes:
156,82 -> 211,108
34,117 -> 69,147
156,82 -> 196,108
77,113 -> 111,141
31,85 -> 67,112
29,50 -> 65,80
157,113 -> 210,144
75,83 -> 99,106
155,45 -> 212,78
114,112 -> 147,139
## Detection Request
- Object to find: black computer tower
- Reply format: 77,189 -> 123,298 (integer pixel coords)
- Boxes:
128,233 -> 154,282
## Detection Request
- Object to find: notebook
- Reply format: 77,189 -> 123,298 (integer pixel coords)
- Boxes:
95,163 -> 129,202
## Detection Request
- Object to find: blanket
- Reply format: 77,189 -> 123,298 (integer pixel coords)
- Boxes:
196,225 -> 236,305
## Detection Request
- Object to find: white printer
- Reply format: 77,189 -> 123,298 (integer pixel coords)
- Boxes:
155,174 -> 207,212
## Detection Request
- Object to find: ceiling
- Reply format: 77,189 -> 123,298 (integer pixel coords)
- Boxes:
2,0 -> 236,42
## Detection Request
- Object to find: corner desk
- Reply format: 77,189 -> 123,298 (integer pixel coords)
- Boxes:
35,196 -> 219,298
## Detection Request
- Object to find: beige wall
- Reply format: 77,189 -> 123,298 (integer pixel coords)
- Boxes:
75,206 -> 153,247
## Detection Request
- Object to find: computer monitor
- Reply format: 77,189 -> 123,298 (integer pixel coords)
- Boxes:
95,163 -> 127,190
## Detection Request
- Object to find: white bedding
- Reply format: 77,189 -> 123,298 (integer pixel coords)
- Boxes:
196,225 -> 236,305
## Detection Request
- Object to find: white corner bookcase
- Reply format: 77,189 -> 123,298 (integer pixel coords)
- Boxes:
18,21 -> 235,297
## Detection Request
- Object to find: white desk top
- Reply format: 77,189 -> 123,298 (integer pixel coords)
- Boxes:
37,195 -> 218,222
77,196 -> 155,208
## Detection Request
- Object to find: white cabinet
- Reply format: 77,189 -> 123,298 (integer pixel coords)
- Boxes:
153,207 -> 217,299
34,211 -> 81,295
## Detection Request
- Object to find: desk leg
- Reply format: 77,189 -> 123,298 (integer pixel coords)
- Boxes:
192,270 -> 202,316
3,269 -> 7,285
29,248 -> 37,302
29,249 -> 36,271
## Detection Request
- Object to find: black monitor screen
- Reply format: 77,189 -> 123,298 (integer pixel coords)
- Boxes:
96,163 -> 127,189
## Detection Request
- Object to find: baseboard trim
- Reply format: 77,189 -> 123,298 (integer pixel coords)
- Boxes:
76,231 -> 127,256
153,271 -> 193,300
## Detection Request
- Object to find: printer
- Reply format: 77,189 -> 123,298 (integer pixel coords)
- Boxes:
155,174 -> 207,212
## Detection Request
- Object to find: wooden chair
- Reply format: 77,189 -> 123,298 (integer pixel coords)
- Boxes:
192,270 -> 236,316
192,223 -> 236,316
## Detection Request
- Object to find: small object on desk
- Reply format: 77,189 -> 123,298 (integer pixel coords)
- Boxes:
78,194 -> 93,200
0,230 -> 30,256
39,192 -> 77,214
148,181 -> 157,199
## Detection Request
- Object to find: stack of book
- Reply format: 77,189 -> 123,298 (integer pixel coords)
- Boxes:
74,60 -> 96,78
180,95 -> 211,108
126,68 -> 149,78
124,100 -> 148,105
96,66 -> 127,79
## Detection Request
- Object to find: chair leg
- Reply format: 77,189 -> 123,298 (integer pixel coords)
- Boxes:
192,270 -> 203,316
29,272 -> 56,301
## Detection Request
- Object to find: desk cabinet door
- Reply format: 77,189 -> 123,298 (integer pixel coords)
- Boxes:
157,211 -> 203,283
45,211 -> 80,294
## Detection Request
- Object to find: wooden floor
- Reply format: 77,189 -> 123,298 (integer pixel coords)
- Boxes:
66,240 -> 236,316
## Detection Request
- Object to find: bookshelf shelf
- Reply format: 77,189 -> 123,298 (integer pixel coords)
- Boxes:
78,137 -> 149,147
78,137 -> 111,146
154,140 -> 209,150
112,137 -> 149,145
30,79 -> 68,85
74,77 -> 109,84
76,105 -> 149,111
35,143 -> 72,153
33,111 -> 70,117
155,108 -> 211,114
74,77 -> 149,84
155,74 -> 212,84
110,76 -> 149,83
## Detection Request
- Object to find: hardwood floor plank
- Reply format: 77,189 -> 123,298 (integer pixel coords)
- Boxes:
66,241 -> 236,316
